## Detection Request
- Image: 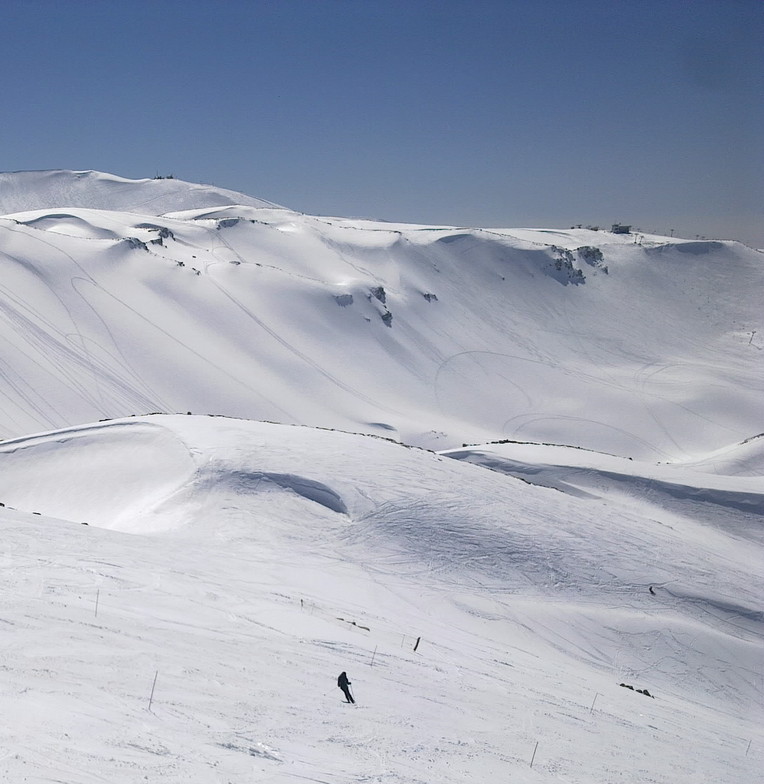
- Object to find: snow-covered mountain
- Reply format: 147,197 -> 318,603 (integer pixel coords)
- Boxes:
0,170 -> 761,458
0,169 -> 284,216
0,171 -> 761,783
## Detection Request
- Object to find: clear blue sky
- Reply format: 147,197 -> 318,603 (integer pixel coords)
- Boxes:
2,0 -> 762,245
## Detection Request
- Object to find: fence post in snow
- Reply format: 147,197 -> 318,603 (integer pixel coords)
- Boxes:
370,646 -> 377,667
589,692 -> 599,713
530,740 -> 539,768
413,636 -> 421,652
746,739 -> 752,756
148,670 -> 159,712
94,589 -> 100,618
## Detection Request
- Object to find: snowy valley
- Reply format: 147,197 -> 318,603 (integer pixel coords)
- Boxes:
0,170 -> 761,783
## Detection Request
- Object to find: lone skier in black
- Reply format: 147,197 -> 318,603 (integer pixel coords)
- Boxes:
337,671 -> 354,703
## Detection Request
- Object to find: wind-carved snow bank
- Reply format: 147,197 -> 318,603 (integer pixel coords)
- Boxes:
11,211 -> 124,240
198,469 -> 349,515
0,416 -> 352,532
0,420 -> 197,531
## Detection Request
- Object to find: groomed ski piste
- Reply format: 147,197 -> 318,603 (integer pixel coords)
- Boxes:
0,171 -> 762,782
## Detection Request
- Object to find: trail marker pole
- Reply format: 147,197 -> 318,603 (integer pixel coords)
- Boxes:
148,670 -> 159,712
530,740 -> 539,768
94,589 -> 100,618
370,646 -> 377,667
413,636 -> 421,652
746,739 -> 752,756
589,692 -> 599,713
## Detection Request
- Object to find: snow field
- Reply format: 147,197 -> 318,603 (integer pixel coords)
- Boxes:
0,415 -> 761,782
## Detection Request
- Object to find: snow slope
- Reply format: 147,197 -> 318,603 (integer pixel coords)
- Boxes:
0,170 -> 762,459
0,170 -> 762,782
0,414 -> 761,783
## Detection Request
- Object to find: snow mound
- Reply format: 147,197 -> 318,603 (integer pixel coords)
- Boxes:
162,205 -> 292,223
0,419 -> 196,531
10,211 -> 124,240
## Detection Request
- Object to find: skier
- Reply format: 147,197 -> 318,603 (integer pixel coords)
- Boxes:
649,585 -> 655,595
337,671 -> 354,703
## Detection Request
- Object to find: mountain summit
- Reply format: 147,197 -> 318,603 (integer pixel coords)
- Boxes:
0,169 -> 284,216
